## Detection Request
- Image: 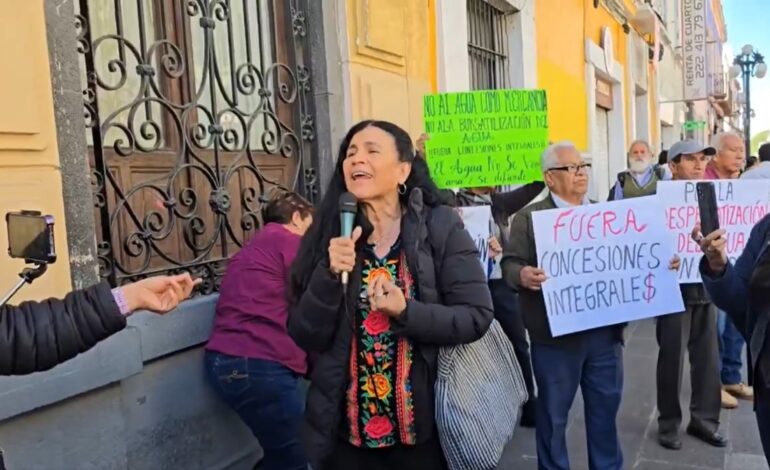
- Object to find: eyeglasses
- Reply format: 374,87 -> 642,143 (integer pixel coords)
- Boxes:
547,163 -> 592,175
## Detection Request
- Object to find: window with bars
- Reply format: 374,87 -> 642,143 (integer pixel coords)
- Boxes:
467,0 -> 510,90
76,0 -> 317,291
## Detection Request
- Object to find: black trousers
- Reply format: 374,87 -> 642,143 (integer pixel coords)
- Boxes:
656,303 -> 721,436
488,279 -> 536,401
325,437 -> 446,470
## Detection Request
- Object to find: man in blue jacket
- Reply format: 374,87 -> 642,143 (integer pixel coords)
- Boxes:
696,214 -> 770,465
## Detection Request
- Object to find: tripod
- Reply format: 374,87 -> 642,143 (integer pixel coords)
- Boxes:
0,263 -> 48,308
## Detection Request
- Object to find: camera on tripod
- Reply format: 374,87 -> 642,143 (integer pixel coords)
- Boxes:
1,211 -> 57,307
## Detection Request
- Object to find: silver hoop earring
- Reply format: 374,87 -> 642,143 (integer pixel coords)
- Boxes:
398,183 -> 407,195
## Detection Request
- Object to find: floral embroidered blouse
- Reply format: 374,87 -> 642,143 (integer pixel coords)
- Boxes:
345,239 -> 417,448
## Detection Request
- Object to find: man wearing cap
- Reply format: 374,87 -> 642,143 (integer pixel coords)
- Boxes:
655,140 -> 727,450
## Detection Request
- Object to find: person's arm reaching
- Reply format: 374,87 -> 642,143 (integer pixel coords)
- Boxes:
490,182 -> 545,222
698,219 -> 769,337
0,274 -> 198,375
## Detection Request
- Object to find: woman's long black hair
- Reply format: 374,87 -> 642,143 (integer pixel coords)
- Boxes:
290,120 -> 444,300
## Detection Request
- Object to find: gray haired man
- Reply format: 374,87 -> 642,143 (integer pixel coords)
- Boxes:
502,141 -> 625,470
608,140 -> 667,201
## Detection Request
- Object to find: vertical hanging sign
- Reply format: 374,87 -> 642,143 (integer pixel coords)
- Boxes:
682,0 -> 708,100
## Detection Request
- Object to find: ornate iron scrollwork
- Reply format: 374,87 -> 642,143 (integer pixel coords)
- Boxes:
78,0 -> 317,289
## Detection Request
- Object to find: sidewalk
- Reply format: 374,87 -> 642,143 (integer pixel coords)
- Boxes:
498,319 -> 767,469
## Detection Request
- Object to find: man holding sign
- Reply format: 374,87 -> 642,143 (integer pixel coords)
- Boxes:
655,140 -> 728,450
502,141 -> 683,470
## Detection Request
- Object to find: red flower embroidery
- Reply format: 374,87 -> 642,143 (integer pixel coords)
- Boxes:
363,311 -> 390,336
364,415 -> 394,440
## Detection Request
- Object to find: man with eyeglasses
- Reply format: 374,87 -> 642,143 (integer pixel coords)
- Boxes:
655,139 -> 728,450
502,141 -> 625,470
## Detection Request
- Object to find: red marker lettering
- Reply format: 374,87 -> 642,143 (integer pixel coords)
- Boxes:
602,211 -> 620,235
553,209 -> 574,243
569,213 -> 583,241
586,211 -> 600,239
625,209 -> 647,234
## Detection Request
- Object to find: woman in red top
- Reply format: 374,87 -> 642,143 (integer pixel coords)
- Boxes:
205,190 -> 312,470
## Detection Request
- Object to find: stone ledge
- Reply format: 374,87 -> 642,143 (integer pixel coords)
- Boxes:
0,294 -> 218,421
0,326 -> 142,421
129,294 -> 218,362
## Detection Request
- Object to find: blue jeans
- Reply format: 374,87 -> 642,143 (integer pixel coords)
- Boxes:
204,351 -> 307,470
718,310 -> 746,385
531,329 -> 623,470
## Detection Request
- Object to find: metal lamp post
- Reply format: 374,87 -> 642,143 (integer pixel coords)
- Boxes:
729,44 -> 767,155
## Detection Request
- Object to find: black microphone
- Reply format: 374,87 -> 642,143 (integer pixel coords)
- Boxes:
338,192 -> 358,287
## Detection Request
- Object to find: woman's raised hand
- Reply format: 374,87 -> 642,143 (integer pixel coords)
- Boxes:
329,226 -> 363,275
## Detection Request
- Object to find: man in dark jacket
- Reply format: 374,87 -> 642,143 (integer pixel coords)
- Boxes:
0,274 -> 198,375
696,213 -> 770,465
502,141 -> 625,470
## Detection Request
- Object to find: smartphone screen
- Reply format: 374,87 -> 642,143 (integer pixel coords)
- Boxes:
696,182 -> 720,237
6,212 -> 56,264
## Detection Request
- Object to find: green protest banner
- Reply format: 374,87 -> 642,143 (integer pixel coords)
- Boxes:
422,89 -> 548,188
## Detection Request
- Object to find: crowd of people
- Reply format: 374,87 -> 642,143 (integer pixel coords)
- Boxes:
7,119 -> 768,470
197,116 -> 770,470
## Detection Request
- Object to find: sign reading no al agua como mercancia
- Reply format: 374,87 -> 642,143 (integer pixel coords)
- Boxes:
422,89 -> 549,189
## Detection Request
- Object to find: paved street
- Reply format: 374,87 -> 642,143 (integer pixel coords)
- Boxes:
498,319 -> 767,470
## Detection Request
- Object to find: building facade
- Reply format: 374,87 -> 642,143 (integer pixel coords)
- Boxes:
0,1 -> 336,467
330,0 -> 710,200
0,1 -> 732,467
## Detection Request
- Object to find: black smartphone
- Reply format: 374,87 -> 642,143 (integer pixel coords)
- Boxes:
6,211 -> 57,264
696,182 -> 720,236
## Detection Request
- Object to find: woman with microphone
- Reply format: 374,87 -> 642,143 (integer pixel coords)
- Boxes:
289,120 -> 493,469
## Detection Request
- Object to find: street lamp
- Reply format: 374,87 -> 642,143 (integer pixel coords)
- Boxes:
729,44 -> 766,155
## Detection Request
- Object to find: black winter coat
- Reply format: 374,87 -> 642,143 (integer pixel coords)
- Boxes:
0,282 -> 127,375
288,189 -> 494,469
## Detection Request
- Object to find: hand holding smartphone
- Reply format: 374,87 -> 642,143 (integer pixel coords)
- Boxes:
696,182 -> 720,237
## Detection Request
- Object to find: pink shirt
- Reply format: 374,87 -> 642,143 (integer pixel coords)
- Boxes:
703,162 -> 722,180
206,223 -> 306,374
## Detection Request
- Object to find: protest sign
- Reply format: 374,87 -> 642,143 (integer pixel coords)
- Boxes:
457,205 -> 491,277
532,198 -> 684,337
657,180 -> 770,283
423,89 -> 548,189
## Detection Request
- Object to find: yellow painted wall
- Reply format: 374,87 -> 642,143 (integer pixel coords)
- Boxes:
536,0 -> 633,150
344,0 -> 436,138
0,1 -> 72,300
536,0 -> 587,148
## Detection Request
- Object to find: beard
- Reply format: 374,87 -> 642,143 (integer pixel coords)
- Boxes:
628,158 -> 653,174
